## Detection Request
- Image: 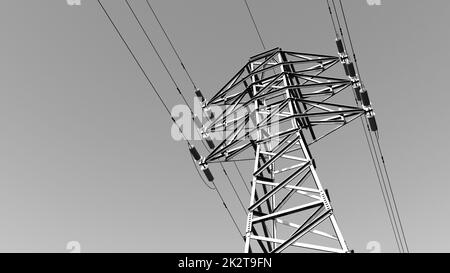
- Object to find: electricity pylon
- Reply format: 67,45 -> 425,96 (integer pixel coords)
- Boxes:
197,47 -> 370,253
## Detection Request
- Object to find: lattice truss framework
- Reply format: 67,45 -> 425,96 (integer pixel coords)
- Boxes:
201,48 -> 367,253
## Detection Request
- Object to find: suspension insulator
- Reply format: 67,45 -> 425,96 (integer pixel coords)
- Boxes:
336,39 -> 345,55
201,166 -> 214,182
205,107 -> 215,120
188,144 -> 201,161
195,89 -> 205,103
348,62 -> 356,78
193,114 -> 203,129
367,114 -> 378,132
343,62 -> 350,76
205,135 -> 215,149
361,90 -> 371,107
325,189 -> 331,202
353,85 -> 362,101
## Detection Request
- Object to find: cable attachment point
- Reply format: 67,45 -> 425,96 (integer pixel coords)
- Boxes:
195,88 -> 205,104
342,60 -> 356,79
327,85 -> 334,94
352,82 -> 362,101
199,159 -> 214,182
195,89 -> 215,120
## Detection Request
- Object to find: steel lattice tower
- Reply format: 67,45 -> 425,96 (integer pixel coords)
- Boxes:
198,47 -> 371,253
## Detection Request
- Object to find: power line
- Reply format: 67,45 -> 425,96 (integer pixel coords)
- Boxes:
188,144 -> 216,190
337,0 -> 409,253
96,0 -> 186,142
234,162 -> 251,195
327,0 -> 409,252
243,0 -> 266,50
145,0 -> 198,91
366,119 -> 405,253
125,0 -> 213,153
326,0 -> 339,38
359,116 -> 402,252
143,0 -> 251,213
126,0 -> 249,242
328,0 -> 405,253
374,132 -> 409,252
96,0 -> 244,241
129,0 -> 248,214
222,167 -> 247,213
98,0 -> 216,198
331,0 -> 344,39
125,0 -> 191,109
338,1 -> 358,69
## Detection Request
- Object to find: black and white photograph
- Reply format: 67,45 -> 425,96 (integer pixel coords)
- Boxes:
0,0 -> 449,270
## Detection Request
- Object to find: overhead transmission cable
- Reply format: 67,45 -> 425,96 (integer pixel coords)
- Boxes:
327,0 -> 409,252
326,0 -> 405,252
337,0 -> 409,253
145,0 -> 277,244
97,0 -> 244,241
328,0 -> 404,253
142,0 -> 250,214
336,3 -> 407,249
145,0 -> 197,91
243,0 -> 266,50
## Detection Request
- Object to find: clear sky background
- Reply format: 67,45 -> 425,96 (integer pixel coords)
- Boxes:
0,0 -> 449,252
